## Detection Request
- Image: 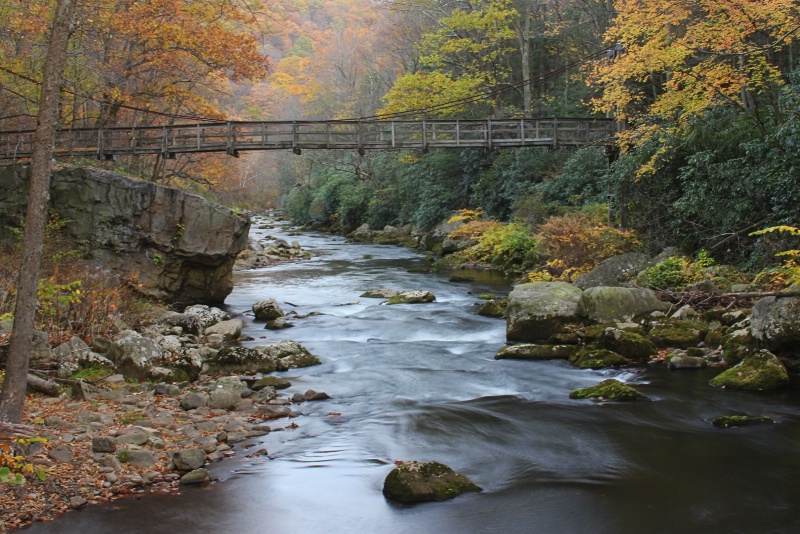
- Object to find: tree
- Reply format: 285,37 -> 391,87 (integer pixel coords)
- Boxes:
0,0 -> 78,423
590,0 -> 800,154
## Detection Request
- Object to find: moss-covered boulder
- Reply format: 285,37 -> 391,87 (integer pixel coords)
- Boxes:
495,344 -> 574,360
387,290 -> 436,304
648,319 -> 708,349
383,461 -> 481,503
570,346 -> 628,369
360,289 -> 399,299
592,328 -> 657,361
506,282 -> 584,343
710,415 -> 774,428
252,375 -> 291,390
256,340 -> 321,371
569,379 -> 648,401
709,350 -> 789,391
476,298 -> 507,318
580,286 -> 670,324
201,346 -> 277,375
722,329 -> 755,366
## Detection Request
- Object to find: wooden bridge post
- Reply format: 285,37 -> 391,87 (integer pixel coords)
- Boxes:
487,120 -> 493,150
422,120 -> 428,153
292,121 -> 301,155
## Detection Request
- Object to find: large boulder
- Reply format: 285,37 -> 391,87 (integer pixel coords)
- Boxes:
506,282 -> 583,342
382,461 -> 481,503
253,299 -> 285,321
750,296 -> 800,351
580,287 -> 670,324
709,350 -> 790,391
0,165 -> 249,304
573,252 -> 651,289
107,335 -> 163,380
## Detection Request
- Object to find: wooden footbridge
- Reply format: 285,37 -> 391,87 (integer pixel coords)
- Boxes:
0,117 -> 618,161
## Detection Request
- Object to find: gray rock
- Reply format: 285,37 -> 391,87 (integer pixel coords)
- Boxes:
48,445 -> 74,464
495,344 -> 574,360
118,449 -> 158,469
573,252 -> 651,289
208,389 -> 240,410
506,282 -> 584,342
304,390 -> 330,401
115,428 -> 150,446
253,386 -> 277,402
201,346 -> 278,375
212,376 -> 249,394
180,468 -> 211,485
70,496 -> 88,510
266,317 -> 294,330
581,286 -> 670,324
0,165 -> 249,304
172,448 -> 207,471
252,376 -> 291,390
52,336 -> 92,362
253,299 -> 285,321
107,335 -> 163,380
180,392 -> 209,411
183,305 -> 230,329
750,296 -> 800,351
92,436 -> 118,453
667,354 -> 707,370
204,319 -> 243,340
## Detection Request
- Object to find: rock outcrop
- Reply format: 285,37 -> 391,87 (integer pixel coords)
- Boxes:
0,165 -> 249,304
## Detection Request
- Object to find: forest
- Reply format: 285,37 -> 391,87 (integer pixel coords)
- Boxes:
1,0 -> 799,274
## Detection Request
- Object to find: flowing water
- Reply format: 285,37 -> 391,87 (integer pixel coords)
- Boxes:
24,221 -> 800,534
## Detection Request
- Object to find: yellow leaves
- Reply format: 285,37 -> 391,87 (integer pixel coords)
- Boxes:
591,0 -> 800,146
378,71 -> 485,118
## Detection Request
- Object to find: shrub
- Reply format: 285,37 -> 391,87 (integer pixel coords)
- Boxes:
636,251 -> 715,290
536,211 -> 640,275
750,226 -> 800,289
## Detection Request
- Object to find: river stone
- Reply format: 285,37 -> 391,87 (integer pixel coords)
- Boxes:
180,392 -> 209,411
750,296 -> 800,351
183,305 -> 230,329
710,415 -> 774,428
476,299 -> 507,318
252,376 -> 291,390
212,376 -> 249,394
180,468 -> 212,485
506,282 -> 584,343
648,319 -> 709,349
580,286 -> 670,324
254,386 -> 277,402
253,299 -> 285,321
667,354 -> 707,370
201,346 -> 277,375
266,317 -> 294,330
570,346 -> 628,369
569,379 -> 648,401
382,461 -> 481,503
360,289 -> 399,298
48,445 -> 74,464
116,428 -> 150,446
387,290 -> 436,304
52,336 -> 92,363
172,448 -> 207,471
92,436 -> 118,453
709,350 -> 789,391
573,252 -> 651,289
495,344 -> 574,360
209,389 -> 240,410
108,335 -> 163,381
204,319 -> 243,341
117,449 -> 158,469
255,340 -> 320,371
592,328 -> 657,361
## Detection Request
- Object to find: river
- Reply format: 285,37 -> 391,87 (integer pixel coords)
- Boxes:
24,220 -> 800,533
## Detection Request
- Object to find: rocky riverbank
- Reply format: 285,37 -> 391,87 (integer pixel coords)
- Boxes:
1,253 -> 330,532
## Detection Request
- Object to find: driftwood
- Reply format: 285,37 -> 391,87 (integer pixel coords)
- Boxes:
26,373 -> 59,396
658,290 -> 800,311
0,423 -> 35,441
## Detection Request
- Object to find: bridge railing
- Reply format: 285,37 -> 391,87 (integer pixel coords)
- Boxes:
0,118 -> 617,161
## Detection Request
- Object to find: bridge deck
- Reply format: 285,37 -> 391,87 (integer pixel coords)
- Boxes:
0,118 -> 617,161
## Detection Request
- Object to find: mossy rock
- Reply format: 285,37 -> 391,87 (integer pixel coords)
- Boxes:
648,319 -> 708,349
476,299 -> 507,318
709,350 -> 789,391
721,329 -> 754,366
666,354 -> 706,370
387,290 -> 436,305
570,345 -> 628,370
569,379 -> 648,401
710,415 -> 774,428
495,344 -> 575,361
547,331 -> 581,345
383,461 -> 481,503
594,328 -> 657,361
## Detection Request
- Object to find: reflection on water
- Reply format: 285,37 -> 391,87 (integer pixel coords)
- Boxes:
24,223 -> 800,534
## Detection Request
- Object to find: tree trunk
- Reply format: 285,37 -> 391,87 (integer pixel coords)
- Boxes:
0,0 -> 77,424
